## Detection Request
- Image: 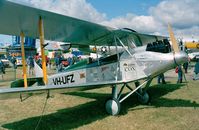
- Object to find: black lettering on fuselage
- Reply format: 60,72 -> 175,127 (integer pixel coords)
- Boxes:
125,66 -> 135,72
53,74 -> 75,85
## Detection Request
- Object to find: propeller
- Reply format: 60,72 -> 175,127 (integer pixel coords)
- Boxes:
168,24 -> 189,87
168,23 -> 180,53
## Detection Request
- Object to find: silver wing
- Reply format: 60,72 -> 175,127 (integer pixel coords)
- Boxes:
0,1 -> 166,46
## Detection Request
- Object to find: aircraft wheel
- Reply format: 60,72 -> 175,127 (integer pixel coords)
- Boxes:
105,98 -> 121,116
137,91 -> 150,104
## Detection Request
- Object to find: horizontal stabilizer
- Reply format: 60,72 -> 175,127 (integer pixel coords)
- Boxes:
11,77 -> 44,88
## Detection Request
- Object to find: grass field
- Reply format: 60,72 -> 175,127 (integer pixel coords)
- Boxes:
0,66 -> 199,130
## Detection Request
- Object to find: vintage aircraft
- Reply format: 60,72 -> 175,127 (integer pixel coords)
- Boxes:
0,1 -> 188,115
185,41 -> 199,49
183,41 -> 199,60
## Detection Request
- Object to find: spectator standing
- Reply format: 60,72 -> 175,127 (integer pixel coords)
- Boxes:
176,65 -> 183,83
11,56 -> 17,69
48,58 -> 52,69
67,57 -> 73,65
34,53 -> 40,61
193,60 -> 199,80
157,73 -> 166,84
55,55 -> 62,72
183,62 -> 188,73
0,60 -> 5,79
27,56 -> 34,75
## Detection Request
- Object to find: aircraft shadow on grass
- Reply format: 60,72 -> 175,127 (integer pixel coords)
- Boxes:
2,83 -> 199,130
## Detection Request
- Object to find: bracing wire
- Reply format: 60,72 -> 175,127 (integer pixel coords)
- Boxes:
35,90 -> 50,130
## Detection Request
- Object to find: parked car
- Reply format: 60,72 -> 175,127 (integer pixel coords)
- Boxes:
0,58 -> 10,67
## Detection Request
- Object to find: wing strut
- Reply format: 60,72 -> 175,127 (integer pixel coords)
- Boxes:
20,32 -> 28,88
39,17 -> 48,84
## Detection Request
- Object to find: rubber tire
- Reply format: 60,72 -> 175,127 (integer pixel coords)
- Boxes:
137,91 -> 150,104
105,98 -> 121,116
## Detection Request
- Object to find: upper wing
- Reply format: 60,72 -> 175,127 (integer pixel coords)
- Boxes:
0,1 -> 166,46
0,0 -> 113,44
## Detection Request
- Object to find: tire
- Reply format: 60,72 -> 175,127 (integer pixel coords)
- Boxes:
137,91 -> 150,104
105,98 -> 121,116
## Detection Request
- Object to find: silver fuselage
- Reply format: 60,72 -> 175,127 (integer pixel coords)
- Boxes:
0,45 -> 188,99
47,45 -> 188,86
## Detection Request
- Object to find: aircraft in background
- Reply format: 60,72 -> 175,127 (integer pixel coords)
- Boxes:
184,41 -> 199,49
183,40 -> 199,61
0,1 -> 188,115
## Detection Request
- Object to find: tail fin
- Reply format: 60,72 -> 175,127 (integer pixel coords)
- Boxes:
34,61 -> 43,77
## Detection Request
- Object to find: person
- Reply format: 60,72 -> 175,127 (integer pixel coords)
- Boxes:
45,55 -> 49,66
34,53 -> 40,62
157,73 -> 166,84
87,57 -> 92,64
27,56 -> 34,75
176,65 -> 183,83
0,60 -> 5,79
67,56 -> 73,65
72,55 -> 77,65
193,60 -> 199,80
55,55 -> 62,72
48,58 -> 52,69
183,62 -> 188,73
77,56 -> 81,62
11,56 -> 17,69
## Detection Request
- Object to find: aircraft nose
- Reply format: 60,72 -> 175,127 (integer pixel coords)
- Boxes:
174,51 -> 188,65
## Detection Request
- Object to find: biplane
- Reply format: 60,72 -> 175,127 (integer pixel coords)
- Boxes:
0,1 -> 188,115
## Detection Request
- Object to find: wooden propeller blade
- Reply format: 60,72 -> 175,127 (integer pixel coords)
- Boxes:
168,24 -> 180,52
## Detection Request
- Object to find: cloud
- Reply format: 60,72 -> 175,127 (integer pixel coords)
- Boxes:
101,13 -> 164,34
102,0 -> 199,39
9,0 -> 106,22
150,0 -> 199,29
148,0 -> 199,39
175,26 -> 199,40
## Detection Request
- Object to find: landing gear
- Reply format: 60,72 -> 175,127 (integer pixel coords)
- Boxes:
137,91 -> 150,104
105,79 -> 152,116
105,98 -> 120,115
135,81 -> 150,104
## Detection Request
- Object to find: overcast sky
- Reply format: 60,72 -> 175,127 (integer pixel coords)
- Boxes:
0,0 -> 199,44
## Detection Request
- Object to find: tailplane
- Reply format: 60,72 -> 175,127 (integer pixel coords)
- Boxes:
10,61 -> 45,88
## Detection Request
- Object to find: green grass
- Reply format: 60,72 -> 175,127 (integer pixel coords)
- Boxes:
0,67 -> 199,130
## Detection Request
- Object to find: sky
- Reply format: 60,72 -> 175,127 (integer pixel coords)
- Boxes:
0,0 -> 199,45
87,0 -> 161,17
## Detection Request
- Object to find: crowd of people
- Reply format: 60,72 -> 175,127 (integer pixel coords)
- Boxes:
0,53 -> 80,77
54,54 -> 81,72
